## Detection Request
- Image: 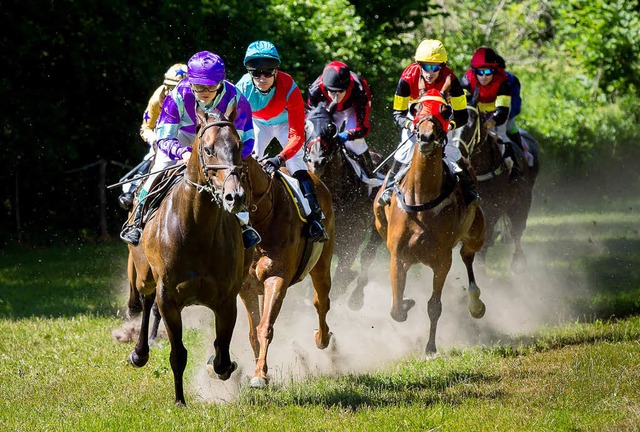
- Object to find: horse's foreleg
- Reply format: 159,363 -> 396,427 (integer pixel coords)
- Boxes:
389,254 -> 414,322
348,226 -> 381,311
208,295 -> 238,381
426,258 -> 451,355
128,292 -> 154,367
310,249 -> 333,350
149,302 -> 161,343
158,299 -> 188,406
250,275 -> 287,388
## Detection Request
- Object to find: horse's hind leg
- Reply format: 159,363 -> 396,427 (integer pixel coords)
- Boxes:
128,292 -> 154,367
207,295 -> 238,381
149,302 -> 162,343
509,193 -> 533,273
126,253 -> 142,318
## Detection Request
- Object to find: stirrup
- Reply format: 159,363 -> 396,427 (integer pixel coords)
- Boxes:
120,226 -> 142,246
308,221 -> 329,243
378,188 -> 393,206
242,226 -> 261,248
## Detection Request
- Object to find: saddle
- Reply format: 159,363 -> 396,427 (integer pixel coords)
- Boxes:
275,171 -> 312,222
139,165 -> 186,226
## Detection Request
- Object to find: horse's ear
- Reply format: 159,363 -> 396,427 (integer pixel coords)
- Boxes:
196,105 -> 206,125
470,87 -> 480,107
225,97 -> 238,122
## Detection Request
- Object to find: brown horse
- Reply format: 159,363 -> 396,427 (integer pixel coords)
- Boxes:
304,103 -> 384,310
239,155 -> 335,388
126,106 -> 251,406
373,94 -> 486,355
450,103 -> 539,272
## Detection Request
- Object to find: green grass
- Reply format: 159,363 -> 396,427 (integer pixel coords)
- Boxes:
1,181 -> 639,431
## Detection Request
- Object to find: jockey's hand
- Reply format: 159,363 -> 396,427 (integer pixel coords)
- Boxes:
181,151 -> 192,164
262,155 -> 284,175
483,119 -> 496,132
336,132 -> 349,144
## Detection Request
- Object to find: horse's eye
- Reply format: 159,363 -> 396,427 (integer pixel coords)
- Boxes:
204,147 -> 214,157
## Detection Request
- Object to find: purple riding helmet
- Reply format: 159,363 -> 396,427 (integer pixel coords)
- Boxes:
187,51 -> 225,85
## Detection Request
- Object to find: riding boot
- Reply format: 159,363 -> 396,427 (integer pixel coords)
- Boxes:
236,212 -> 261,248
120,203 -> 144,246
456,158 -> 481,207
118,158 -> 152,211
377,161 -> 403,207
503,140 -> 523,184
293,170 -> 329,243
355,150 -> 377,179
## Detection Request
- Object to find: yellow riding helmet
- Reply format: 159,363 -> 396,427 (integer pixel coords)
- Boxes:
415,39 -> 448,63
164,63 -> 187,86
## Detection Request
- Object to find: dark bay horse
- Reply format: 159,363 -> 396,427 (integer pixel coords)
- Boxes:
127,106 -> 251,405
373,93 -> 486,355
450,104 -> 540,272
239,156 -> 335,388
304,103 -> 384,310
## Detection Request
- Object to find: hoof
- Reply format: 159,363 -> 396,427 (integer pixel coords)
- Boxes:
128,350 -> 148,368
390,298 -> 416,322
469,301 -> 486,319
206,355 -> 237,380
249,376 -> 269,388
315,330 -> 332,349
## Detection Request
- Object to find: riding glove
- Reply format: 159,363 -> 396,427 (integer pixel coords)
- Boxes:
263,155 -> 284,175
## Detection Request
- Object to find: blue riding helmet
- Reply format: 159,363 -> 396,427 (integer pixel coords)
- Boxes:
244,40 -> 281,70
187,51 -> 225,86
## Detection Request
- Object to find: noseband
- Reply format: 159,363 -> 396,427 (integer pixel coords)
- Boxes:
186,120 -> 243,205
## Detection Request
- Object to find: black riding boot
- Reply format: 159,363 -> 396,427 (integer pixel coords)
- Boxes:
456,158 -> 481,207
355,150 -> 377,179
503,140 -> 523,184
120,204 -> 144,246
237,214 -> 261,249
119,158 -> 152,210
377,161 -> 402,207
293,170 -> 329,243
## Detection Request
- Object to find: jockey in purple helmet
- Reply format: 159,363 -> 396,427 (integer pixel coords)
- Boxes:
121,51 -> 260,247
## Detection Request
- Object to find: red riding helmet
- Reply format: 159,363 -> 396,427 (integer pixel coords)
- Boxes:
470,47 -> 502,70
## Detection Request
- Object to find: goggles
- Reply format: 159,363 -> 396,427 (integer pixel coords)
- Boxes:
475,68 -> 494,76
249,68 -> 277,78
420,64 -> 442,73
191,83 -> 221,93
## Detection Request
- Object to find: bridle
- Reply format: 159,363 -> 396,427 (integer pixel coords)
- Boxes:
185,119 -> 243,206
414,114 -> 446,155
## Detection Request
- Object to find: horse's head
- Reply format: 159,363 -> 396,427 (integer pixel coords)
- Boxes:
304,102 -> 338,176
412,91 -> 449,156
193,106 -> 246,213
449,94 -> 493,160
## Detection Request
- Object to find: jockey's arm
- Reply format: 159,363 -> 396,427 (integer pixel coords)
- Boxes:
279,86 -> 306,161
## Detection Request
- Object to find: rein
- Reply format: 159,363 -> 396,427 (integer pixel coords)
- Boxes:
450,106 -> 504,182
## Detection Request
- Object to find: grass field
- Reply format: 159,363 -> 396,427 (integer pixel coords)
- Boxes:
0,171 -> 639,431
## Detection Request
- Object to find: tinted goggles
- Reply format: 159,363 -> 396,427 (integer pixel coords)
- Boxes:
474,68 -> 494,76
249,68 -> 277,78
420,64 -> 442,73
191,83 -> 221,93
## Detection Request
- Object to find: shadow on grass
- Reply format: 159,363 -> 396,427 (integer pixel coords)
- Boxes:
0,241 -> 128,319
240,368 -> 503,409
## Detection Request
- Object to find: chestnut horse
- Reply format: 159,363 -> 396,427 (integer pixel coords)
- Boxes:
239,156 -> 335,388
304,103 -> 384,310
126,106 -> 251,406
373,93 -> 486,355
450,103 -> 539,272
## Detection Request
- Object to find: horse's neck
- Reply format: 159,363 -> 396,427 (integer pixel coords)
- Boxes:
470,133 -> 502,174
404,149 -> 444,204
247,158 -> 274,222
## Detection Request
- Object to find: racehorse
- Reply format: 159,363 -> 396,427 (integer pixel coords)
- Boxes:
450,102 -> 539,272
304,103 -> 384,310
373,91 -> 486,355
126,106 -> 251,406
239,155 -> 335,388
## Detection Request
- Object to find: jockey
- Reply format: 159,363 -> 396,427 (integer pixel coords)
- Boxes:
119,63 -> 187,211
236,40 -> 328,243
120,51 -> 260,248
460,47 -> 522,183
379,39 -> 479,207
307,61 -> 376,178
